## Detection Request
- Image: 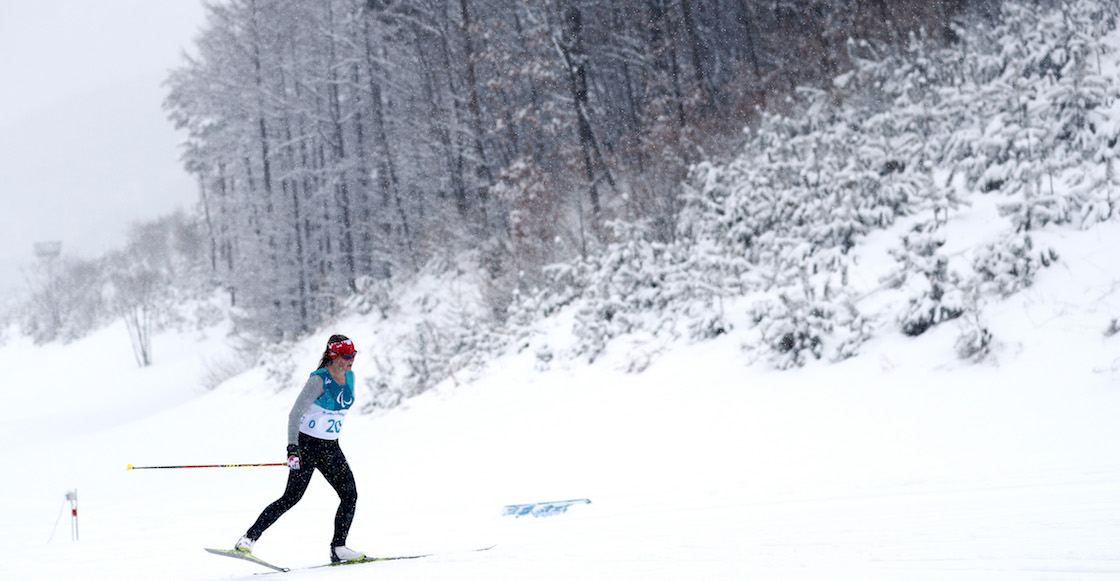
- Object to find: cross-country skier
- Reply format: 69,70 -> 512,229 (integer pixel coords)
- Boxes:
234,334 -> 365,563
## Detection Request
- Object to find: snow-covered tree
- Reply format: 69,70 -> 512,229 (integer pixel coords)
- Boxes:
884,224 -> 966,337
971,233 -> 1058,298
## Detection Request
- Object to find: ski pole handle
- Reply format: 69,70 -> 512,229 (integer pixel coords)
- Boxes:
127,463 -> 286,470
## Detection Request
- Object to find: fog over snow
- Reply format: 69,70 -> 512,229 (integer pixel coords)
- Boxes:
0,1 -> 205,297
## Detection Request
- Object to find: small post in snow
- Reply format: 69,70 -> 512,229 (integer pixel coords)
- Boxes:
65,489 -> 78,541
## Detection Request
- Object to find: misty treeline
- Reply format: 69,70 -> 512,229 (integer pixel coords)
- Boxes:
160,0 -> 996,340
18,211 -> 215,364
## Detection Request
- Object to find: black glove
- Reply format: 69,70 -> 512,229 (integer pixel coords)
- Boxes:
287,444 -> 302,470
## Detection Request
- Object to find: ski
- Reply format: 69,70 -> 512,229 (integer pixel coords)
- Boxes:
309,552 -> 433,569
205,547 -> 290,572
304,545 -> 496,571
251,545 -> 496,575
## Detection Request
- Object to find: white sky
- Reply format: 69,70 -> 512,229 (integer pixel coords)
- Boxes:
0,0 -> 207,298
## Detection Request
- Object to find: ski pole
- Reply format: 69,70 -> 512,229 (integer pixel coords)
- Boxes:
127,463 -> 285,470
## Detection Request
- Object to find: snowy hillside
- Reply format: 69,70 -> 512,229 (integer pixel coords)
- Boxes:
4,1 -> 1120,579
2,213 -> 1120,581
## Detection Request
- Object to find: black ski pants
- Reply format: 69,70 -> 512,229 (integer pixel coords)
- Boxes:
246,433 -> 358,547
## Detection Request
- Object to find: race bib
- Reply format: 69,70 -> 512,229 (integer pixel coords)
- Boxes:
300,404 -> 346,439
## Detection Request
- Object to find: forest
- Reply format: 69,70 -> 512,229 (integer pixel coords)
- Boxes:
158,0 -> 997,339
12,0 -> 1120,391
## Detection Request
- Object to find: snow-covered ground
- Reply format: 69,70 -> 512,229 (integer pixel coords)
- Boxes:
2,209 -> 1120,581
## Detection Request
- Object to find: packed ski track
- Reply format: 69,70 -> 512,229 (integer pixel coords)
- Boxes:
3,209 -> 1120,581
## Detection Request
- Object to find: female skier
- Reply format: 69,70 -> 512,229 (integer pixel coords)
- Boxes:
234,334 -> 365,563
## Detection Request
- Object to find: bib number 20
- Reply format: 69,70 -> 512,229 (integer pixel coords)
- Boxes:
307,419 -> 343,434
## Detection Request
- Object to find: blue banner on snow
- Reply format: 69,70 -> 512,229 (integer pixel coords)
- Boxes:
502,498 -> 591,518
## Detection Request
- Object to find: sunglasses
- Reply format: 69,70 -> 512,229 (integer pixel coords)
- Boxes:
338,353 -> 356,361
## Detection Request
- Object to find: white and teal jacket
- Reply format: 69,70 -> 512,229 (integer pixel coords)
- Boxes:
288,368 -> 355,444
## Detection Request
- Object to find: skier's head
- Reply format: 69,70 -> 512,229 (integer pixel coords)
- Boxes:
317,334 -> 356,369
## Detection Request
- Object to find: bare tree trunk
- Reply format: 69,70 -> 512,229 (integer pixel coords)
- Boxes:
554,2 -> 615,216
326,2 -> 357,292
679,0 -> 711,104
196,173 -> 218,274
362,19 -> 416,267
459,0 -> 495,228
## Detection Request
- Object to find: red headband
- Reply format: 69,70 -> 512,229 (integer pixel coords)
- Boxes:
328,339 -> 356,357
